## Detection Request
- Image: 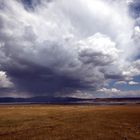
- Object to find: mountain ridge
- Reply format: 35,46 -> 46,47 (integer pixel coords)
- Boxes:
0,96 -> 140,104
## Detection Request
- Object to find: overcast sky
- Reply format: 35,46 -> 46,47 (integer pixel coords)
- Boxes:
0,0 -> 140,98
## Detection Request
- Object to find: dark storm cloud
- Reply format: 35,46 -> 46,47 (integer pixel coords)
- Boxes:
129,0 -> 140,18
105,74 -> 124,80
0,87 -> 14,94
21,0 -> 41,10
79,50 -> 114,66
6,62 -> 95,95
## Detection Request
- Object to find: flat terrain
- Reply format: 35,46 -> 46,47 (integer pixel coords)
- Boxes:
0,105 -> 140,140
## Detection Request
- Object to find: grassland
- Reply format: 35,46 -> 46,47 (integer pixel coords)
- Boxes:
0,104 -> 140,140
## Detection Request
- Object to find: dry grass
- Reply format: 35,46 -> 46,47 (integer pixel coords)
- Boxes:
0,104 -> 140,140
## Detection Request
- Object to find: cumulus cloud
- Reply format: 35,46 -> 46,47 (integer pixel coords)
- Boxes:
96,88 -> 140,98
122,59 -> 140,80
98,88 -> 121,93
0,0 -> 139,97
115,81 -> 127,85
69,88 -> 140,98
128,81 -> 139,85
0,71 -> 14,97
0,71 -> 13,88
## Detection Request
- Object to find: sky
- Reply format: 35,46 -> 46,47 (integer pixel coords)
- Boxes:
0,0 -> 140,98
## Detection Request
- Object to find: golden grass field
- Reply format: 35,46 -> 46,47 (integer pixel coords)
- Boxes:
0,104 -> 140,140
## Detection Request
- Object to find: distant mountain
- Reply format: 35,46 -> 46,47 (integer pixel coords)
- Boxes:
0,96 -> 86,104
0,96 -> 140,104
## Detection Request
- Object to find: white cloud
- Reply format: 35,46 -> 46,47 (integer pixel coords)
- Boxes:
0,71 -> 13,88
122,60 -> 140,79
128,81 -> 139,85
97,87 -> 140,98
126,0 -> 134,3
115,81 -> 127,85
98,88 -> 121,93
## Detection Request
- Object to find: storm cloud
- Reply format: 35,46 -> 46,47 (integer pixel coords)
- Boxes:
0,0 -> 140,97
